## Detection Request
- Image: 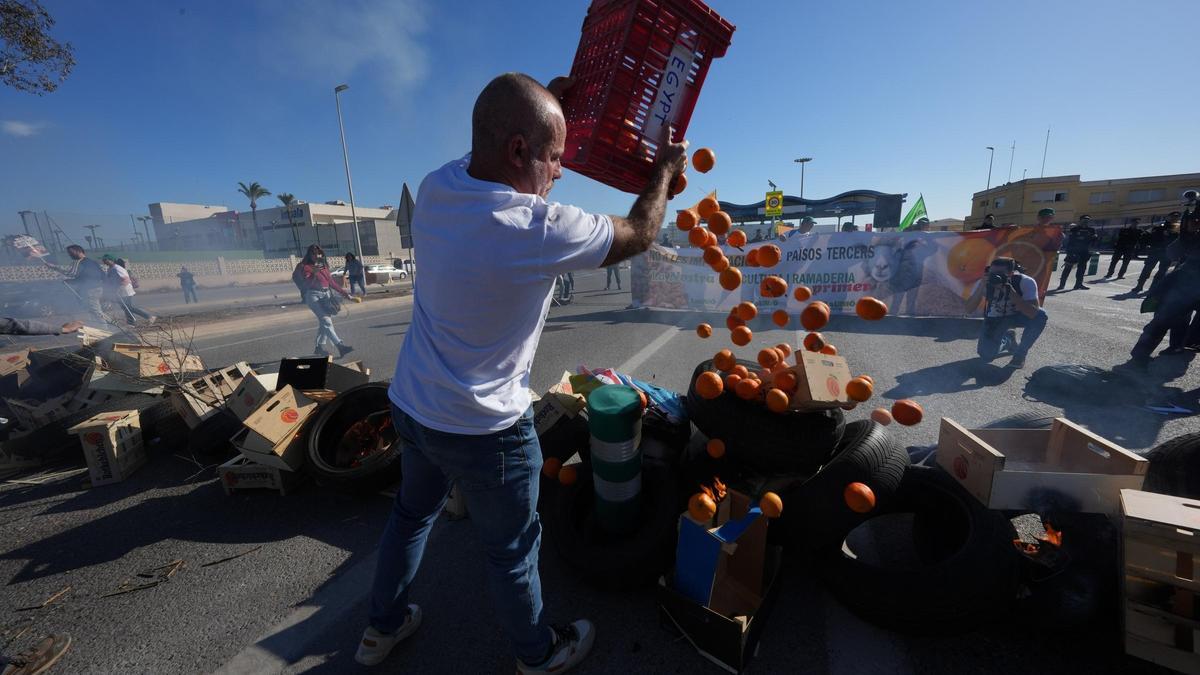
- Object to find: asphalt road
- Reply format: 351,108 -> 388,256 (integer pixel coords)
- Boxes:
1,262 -> 1191,674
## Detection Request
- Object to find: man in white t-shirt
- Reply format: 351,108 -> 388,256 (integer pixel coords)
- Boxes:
357,73 -> 687,673
964,256 -> 1048,369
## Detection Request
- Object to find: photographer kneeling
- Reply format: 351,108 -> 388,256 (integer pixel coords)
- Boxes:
964,257 -> 1048,369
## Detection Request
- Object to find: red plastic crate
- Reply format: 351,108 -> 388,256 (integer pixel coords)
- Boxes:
561,0 -> 735,194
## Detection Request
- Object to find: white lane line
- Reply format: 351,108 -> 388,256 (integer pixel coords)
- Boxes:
615,324 -> 682,375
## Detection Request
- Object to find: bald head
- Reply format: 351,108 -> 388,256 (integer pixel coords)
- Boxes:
468,73 -> 567,197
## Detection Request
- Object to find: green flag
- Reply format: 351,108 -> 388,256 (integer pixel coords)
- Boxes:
898,194 -> 928,231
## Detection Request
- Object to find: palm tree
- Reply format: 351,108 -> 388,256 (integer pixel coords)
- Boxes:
277,192 -> 301,255
236,181 -> 271,248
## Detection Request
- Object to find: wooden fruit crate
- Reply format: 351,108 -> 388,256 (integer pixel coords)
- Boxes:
170,362 -> 253,428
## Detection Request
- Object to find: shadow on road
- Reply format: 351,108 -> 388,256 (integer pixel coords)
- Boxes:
884,357 -> 1018,399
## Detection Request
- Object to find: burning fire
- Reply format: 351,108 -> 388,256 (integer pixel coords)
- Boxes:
1012,521 -> 1064,555
700,476 -> 727,503
335,411 -> 394,468
1038,523 -> 1063,548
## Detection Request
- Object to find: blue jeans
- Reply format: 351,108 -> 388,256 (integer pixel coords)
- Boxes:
369,405 -> 550,664
304,289 -> 342,348
350,275 -> 367,295
978,309 -> 1048,360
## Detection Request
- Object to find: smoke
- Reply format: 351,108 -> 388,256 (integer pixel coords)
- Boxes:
2,121 -> 45,137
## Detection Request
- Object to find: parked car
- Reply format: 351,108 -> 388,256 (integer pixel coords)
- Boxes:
330,264 -> 408,285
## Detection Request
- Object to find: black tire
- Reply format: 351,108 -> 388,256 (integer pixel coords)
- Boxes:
1143,432 -> 1200,499
982,410 -> 1058,430
305,383 -> 403,493
818,465 -> 1020,634
685,359 -> 844,474
542,462 -> 682,590
778,420 -> 909,551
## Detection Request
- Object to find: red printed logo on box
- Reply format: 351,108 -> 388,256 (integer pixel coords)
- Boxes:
157,362 -> 171,374
84,431 -> 103,446
5,355 -> 20,363
825,376 -> 841,397
953,456 -> 969,479
280,409 -> 299,424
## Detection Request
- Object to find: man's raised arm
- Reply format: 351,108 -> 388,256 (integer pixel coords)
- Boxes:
602,135 -> 688,267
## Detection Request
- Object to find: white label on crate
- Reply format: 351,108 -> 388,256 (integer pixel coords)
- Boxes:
644,42 -> 695,147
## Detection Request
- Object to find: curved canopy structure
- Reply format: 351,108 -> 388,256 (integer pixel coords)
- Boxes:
716,190 -> 907,228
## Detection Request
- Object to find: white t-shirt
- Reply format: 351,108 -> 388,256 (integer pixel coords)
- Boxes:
388,156 -> 615,434
984,272 -> 1038,318
109,264 -> 135,297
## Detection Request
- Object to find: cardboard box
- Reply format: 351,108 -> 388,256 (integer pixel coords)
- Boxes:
230,424 -> 309,472
6,393 -> 74,430
784,352 -> 853,411
660,492 -> 782,675
83,357 -> 164,395
1120,489 -> 1200,673
65,388 -> 120,415
218,455 -> 307,495
243,386 -> 317,446
67,410 -> 146,486
278,356 -> 368,393
937,417 -> 1147,515
0,348 -> 31,377
109,343 -> 205,377
228,372 -> 279,421
170,362 -> 253,428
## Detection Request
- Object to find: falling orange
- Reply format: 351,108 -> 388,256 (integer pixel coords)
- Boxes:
845,377 -> 873,402
820,344 -> 838,356
731,325 -> 752,346
695,371 -> 724,399
708,211 -> 732,236
696,323 -> 712,338
800,302 -> 831,331
719,267 -> 742,291
793,285 -> 813,302
757,348 -> 780,369
765,387 -> 790,412
688,227 -> 708,247
727,230 -> 747,247
559,464 -> 578,486
760,491 -> 783,518
892,399 -> 924,426
772,310 -> 789,327
698,196 -> 720,219
773,370 -> 797,393
757,244 -> 782,267
803,332 -> 825,352
844,482 -> 876,513
688,492 -> 717,521
713,349 -> 735,372
672,172 -> 688,195
706,438 -> 726,459
746,248 -> 760,267
735,301 -> 758,321
692,148 -> 716,173
855,297 -> 889,321
677,209 -> 699,231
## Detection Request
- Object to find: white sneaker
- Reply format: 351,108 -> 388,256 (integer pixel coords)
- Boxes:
354,604 -> 422,666
517,620 -> 595,674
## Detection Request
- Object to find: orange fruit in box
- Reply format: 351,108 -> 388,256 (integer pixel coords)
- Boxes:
870,407 -> 893,425
801,301 -> 831,331
758,348 -> 780,369
765,387 -> 790,413
708,211 -> 732,236
731,325 -> 752,346
672,172 -> 688,196
724,373 -> 742,390
696,323 -> 712,338
844,482 -> 876,513
726,313 -> 745,331
892,399 -> 923,426
793,285 -> 813,302
760,491 -> 783,518
692,148 -> 716,173
775,343 -> 792,358
542,457 -> 562,479
803,332 -> 826,352
687,227 -> 708,247
728,230 -> 747,247
688,492 -> 717,522
706,438 -> 726,459
820,344 -> 838,356
846,377 -> 873,402
703,246 -> 723,265
731,364 -> 750,379
773,370 -> 797,393
719,267 -> 742,291
746,248 -> 760,267
698,196 -> 719,219
735,378 -> 761,400
559,464 -> 578,486
713,349 -> 735,372
695,371 -> 724,399
735,301 -> 758,321
757,244 -> 782,267
855,297 -> 888,321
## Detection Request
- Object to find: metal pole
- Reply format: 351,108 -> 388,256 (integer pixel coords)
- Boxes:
17,211 -> 31,236
334,85 -> 363,258
801,162 -> 806,199
1007,141 -> 1015,183
30,212 -> 47,250
986,147 -> 994,190
1040,127 -> 1050,178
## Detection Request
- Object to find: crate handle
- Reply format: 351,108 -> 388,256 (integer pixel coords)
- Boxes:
1085,442 -> 1110,459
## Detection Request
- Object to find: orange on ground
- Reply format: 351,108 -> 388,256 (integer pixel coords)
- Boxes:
688,492 -> 717,522
687,227 -> 708,247
695,371 -> 724,399
731,364 -> 750,379
758,348 -> 780,369
724,373 -> 742,391
726,313 -> 745,331
775,343 -> 792,357
735,301 -> 758,321
735,377 -> 761,400
706,438 -> 726,459
892,399 -> 924,426
696,323 -> 712,338
558,464 -> 578,486
542,457 -> 562,479
702,246 -> 723,266
820,344 -> 838,356
719,267 -> 742,291
757,244 -> 782,267
803,332 -> 826,352
773,370 -> 797,393
713,349 -> 735,372
855,296 -> 889,321
672,172 -> 688,196
800,301 -> 831,331
692,148 -> 716,173
870,407 -> 893,425
676,209 -> 699,231
731,325 -> 752,346
697,196 -> 719,219
708,211 -> 732,236
760,491 -> 784,518
765,387 -> 790,413
793,285 -> 813,302
746,248 -> 759,267
846,377 -> 873,402
727,230 -> 747,247
844,482 -> 876,513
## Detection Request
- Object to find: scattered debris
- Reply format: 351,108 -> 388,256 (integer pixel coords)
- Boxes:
201,545 -> 263,568
15,586 -> 71,612
102,559 -> 184,597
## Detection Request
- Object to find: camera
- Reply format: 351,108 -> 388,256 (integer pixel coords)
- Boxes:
987,272 -> 1009,287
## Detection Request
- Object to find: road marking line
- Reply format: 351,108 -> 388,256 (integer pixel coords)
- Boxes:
197,308 -> 413,351
615,324 -> 682,375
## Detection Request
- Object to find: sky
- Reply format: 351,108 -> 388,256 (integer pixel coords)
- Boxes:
1,0 -> 1198,246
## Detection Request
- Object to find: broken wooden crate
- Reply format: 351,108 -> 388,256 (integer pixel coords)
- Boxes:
169,362 -> 253,428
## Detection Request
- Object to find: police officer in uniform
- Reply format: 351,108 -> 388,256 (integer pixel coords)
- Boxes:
1133,212 -> 1182,294
1129,207 -> 1200,363
1106,218 -> 1141,279
1057,215 -> 1097,290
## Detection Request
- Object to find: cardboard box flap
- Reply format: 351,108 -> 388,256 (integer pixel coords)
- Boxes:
277,356 -> 332,391
68,409 -> 140,433
787,352 -> 853,410
1121,489 -> 1200,531
711,506 -> 765,544
243,385 -> 316,444
936,418 -> 1005,507
1048,418 -> 1146,475
0,348 -> 31,376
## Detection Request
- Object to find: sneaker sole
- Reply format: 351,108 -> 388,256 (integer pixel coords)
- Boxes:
354,609 -> 423,666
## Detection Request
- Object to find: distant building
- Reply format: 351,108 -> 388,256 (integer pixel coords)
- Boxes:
148,201 -> 405,257
927,218 -> 965,231
965,173 -> 1200,238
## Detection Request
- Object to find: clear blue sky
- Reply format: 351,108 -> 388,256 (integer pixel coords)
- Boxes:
2,0 -> 1198,245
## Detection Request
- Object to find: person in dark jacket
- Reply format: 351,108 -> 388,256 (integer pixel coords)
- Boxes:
0,318 -> 84,335
1056,215 -> 1097,290
178,266 -> 198,303
42,245 -> 107,324
1133,212 -> 1181,294
1106,218 -> 1141,279
345,253 -> 367,297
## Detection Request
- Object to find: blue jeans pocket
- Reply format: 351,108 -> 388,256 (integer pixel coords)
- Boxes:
417,410 -> 537,492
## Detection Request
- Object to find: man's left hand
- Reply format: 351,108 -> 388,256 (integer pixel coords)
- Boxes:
60,320 -> 84,333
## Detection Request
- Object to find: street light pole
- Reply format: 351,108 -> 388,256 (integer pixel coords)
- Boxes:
793,157 -> 812,199
985,146 -> 995,190
16,211 -> 31,236
138,216 -> 155,250
334,84 -> 363,258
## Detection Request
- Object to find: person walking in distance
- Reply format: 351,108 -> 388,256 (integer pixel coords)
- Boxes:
101,255 -> 155,325
357,73 -> 688,673
345,252 -> 367,297
1056,215 -> 1097,290
293,244 -> 359,358
965,257 -> 1048,369
605,263 -> 621,290
1133,212 -> 1182,294
177,266 -> 198,304
1106,218 -> 1141,279
42,245 -> 107,325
